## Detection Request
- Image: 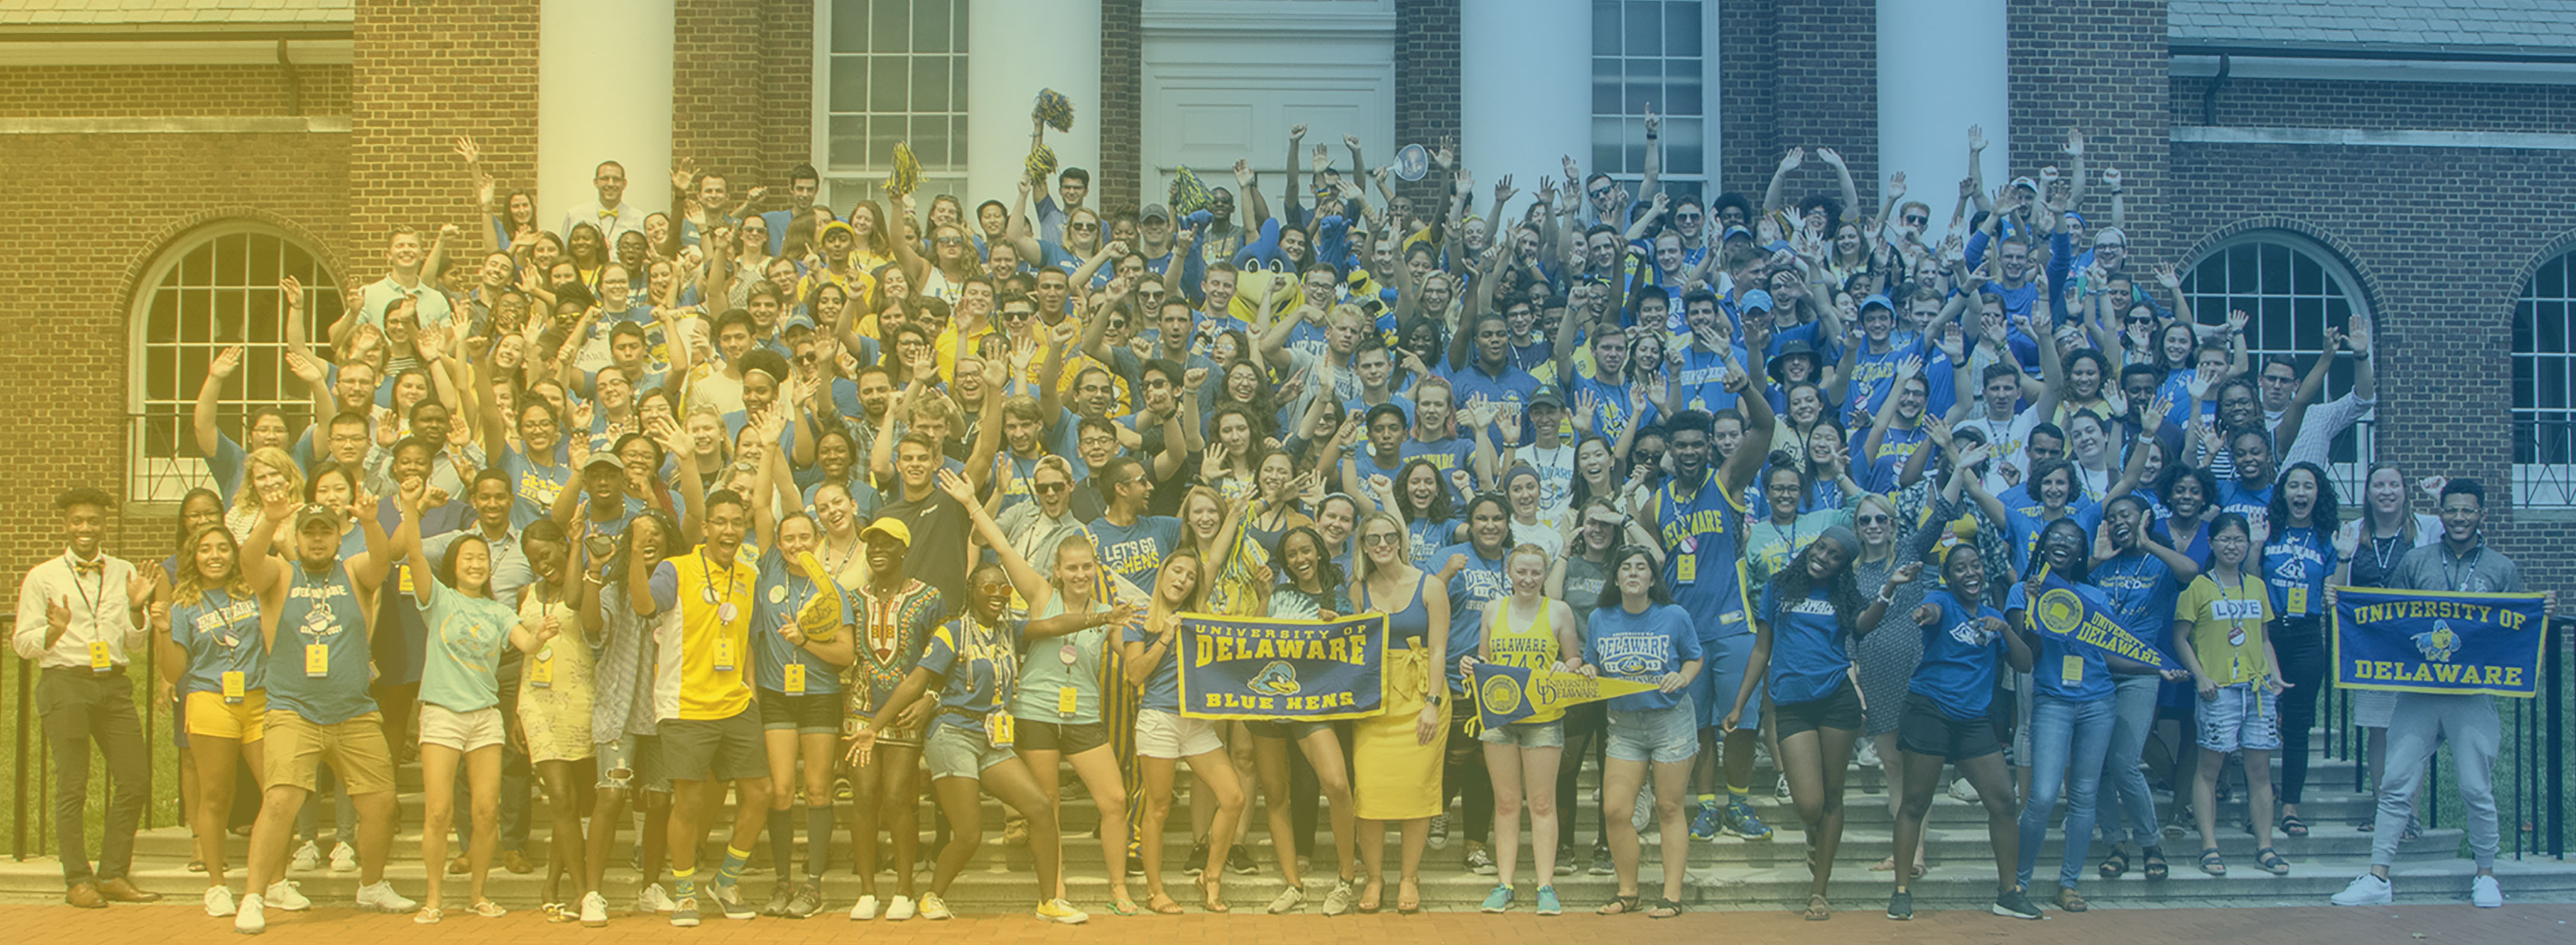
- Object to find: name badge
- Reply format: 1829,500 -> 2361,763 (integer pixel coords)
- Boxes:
1674,550 -> 1698,586
87,641 -> 113,673
306,643 -> 331,678
2286,585 -> 2308,616
1057,685 -> 1079,717
784,663 -> 808,696
713,637 -> 736,673
530,646 -> 554,689
2060,654 -> 2085,685
398,565 -> 415,596
221,670 -> 246,704
985,709 -> 1016,749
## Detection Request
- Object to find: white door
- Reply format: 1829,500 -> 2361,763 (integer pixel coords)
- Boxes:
1140,0 -> 1397,215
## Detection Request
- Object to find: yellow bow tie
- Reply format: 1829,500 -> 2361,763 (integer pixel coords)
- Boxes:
73,560 -> 102,576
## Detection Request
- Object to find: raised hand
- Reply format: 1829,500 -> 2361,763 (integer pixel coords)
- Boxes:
1232,159 -> 1254,189
1816,147 -> 1845,169
1289,124 -> 1307,141
452,135 -> 481,164
2155,261 -> 2181,290
1777,147 -> 1806,173
1887,171 -> 1907,200
2226,308 -> 2250,336
209,344 -> 246,379
2103,167 -> 2123,189
933,467 -> 978,507
2346,317 -> 2373,358
2064,128 -> 2085,158
1967,124 -> 1987,153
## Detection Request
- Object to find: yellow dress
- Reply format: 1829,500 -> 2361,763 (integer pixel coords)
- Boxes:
1353,576 -> 1446,820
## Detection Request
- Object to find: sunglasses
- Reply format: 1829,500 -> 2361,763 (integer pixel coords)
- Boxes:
1068,222 -> 1100,231
1905,215 -> 1928,226
1362,532 -> 1404,546
1855,514 -> 1891,525
935,236 -> 966,246
1034,481 -> 1069,494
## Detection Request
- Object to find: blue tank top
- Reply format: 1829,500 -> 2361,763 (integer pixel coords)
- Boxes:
751,549 -> 850,696
171,588 -> 265,696
1377,575 -> 1431,647
1908,590 -> 2007,720
1758,582 -> 1851,705
270,560 -> 378,724
1657,471 -> 1751,640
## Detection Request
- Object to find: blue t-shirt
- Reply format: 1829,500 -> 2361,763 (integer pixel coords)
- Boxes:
1439,543 -> 1512,692
1849,423 -> 1931,494
2217,480 -> 2275,536
2093,549 -> 2184,663
1758,582 -> 1852,706
418,574 -> 517,713
171,588 -> 265,696
2007,581 -> 2112,702
1445,361 -> 1541,446
2261,524 -> 2334,619
1400,436 -> 1478,503
1839,332 -> 1921,420
920,616 -> 1022,737
1669,342 -> 1752,415
1123,621 -> 1186,713
207,432 -> 250,502
1908,589 -> 2007,719
1088,515 -> 1182,594
1585,603 -> 1703,712
751,548 -> 853,696
500,446 -> 571,530
1569,371 -> 1656,444
1013,598 -> 1113,725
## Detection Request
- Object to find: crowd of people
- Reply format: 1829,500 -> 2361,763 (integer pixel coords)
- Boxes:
11,111 -> 2549,931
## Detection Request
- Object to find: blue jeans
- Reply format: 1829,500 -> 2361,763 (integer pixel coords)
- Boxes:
2017,693 -> 2115,891
2095,673 -> 2162,848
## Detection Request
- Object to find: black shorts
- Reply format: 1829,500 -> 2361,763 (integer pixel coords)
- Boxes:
1896,692 -> 2004,762
758,688 -> 842,734
1773,684 -> 1865,739
1246,718 -> 1333,740
1013,718 -> 1110,755
660,709 -> 767,783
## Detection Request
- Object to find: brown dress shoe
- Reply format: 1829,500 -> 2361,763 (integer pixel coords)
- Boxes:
503,850 -> 535,875
64,882 -> 106,909
98,878 -> 162,903
448,855 -> 470,875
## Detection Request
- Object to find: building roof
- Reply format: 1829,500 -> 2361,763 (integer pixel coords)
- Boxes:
0,0 -> 351,30
2171,0 -> 2576,57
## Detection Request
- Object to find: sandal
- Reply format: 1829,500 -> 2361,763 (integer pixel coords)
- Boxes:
1596,894 -> 1642,916
471,900 -> 508,918
2281,813 -> 2310,838
2196,848 -> 2226,876
1106,898 -> 1142,916
1144,892 -> 1184,915
2098,847 -> 2130,879
187,859 -> 206,873
1358,878 -> 1383,914
2401,817 -> 2424,843
1802,894 -> 1832,921
1395,878 -> 1421,915
413,907 -> 443,925
2142,847 -> 2170,881
1646,897 -> 1687,919
1197,876 -> 1230,913
1871,856 -> 1897,872
2255,847 -> 2290,876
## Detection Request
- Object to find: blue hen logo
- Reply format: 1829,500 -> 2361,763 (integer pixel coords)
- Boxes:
2412,621 -> 2461,663
1246,661 -> 1302,696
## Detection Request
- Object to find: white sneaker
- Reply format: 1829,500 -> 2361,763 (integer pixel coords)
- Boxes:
204,885 -> 238,918
2471,875 -> 2503,908
885,894 -> 916,921
2331,872 -> 2393,906
353,880 -> 417,913
917,892 -> 952,920
580,890 -> 610,927
1776,774 -> 1793,800
848,894 -> 879,920
1948,777 -> 1980,803
328,842 -> 357,873
289,841 -> 319,872
234,892 -> 265,935
638,882 -> 677,913
264,879 -> 311,912
1854,738 -> 1881,769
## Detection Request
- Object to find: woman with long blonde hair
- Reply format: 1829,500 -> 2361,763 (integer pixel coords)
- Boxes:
225,447 -> 306,544
1348,510 -> 1450,913
1123,549 -> 1248,913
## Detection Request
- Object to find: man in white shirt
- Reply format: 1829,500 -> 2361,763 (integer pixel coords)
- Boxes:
559,159 -> 646,247
13,488 -> 159,908
352,226 -> 455,336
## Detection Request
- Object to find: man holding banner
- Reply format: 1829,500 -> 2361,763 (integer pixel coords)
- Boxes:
2328,478 -> 2552,909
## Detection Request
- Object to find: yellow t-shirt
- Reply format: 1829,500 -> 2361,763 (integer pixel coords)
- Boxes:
668,544 -> 757,720
2178,570 -> 2273,686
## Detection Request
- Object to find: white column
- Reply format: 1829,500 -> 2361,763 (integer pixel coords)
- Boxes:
1462,1 -> 1588,203
1878,0 -> 2005,237
967,0 -> 1101,209
539,0 -> 676,224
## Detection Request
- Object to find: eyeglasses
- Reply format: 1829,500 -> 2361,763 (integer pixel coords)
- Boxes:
1362,532 -> 1404,546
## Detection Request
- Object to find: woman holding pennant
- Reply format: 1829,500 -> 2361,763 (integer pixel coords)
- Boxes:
1248,524 -> 1362,915
1455,543 -> 1583,916
938,468 -> 1143,917
841,549 -> 1089,925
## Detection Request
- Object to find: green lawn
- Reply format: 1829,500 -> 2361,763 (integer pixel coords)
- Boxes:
0,653 -> 186,861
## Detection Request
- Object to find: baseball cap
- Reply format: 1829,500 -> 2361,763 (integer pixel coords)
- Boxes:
1530,384 -> 1566,410
294,504 -> 342,532
1859,293 -> 1896,315
583,452 -> 625,472
1139,203 -> 1172,224
1740,289 -> 1776,314
2094,226 -> 2127,248
861,517 -> 913,547
1721,225 -> 1754,243
2009,175 -> 2038,194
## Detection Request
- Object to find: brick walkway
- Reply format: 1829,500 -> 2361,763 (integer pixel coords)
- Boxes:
5,902 -> 2571,944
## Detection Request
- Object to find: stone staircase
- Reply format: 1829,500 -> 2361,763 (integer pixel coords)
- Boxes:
2,731 -> 2569,915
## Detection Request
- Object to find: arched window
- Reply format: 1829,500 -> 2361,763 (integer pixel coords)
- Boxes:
2515,249 -> 2576,507
2178,232 -> 2374,495
128,224 -> 343,501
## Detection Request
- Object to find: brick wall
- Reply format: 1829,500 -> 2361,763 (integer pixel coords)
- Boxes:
0,64 -> 350,118
1716,0 -> 1778,198
760,0 -> 815,184
2007,0 -> 2170,260
1098,0 -> 1143,212
2167,141 -> 2576,597
1393,0 -> 1459,209
349,0 -> 541,268
672,0 -> 770,184
1768,0 -> 1878,206
2176,75 -> 2576,134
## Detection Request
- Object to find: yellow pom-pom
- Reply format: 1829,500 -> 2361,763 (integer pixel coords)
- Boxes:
1033,88 -> 1076,132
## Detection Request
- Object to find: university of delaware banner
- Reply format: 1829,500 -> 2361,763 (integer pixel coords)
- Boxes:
2029,570 -> 2171,669
1466,663 -> 1660,734
1178,613 -> 1386,721
2333,586 -> 2547,699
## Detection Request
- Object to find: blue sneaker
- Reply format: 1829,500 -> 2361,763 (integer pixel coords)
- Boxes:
670,895 -> 701,927
1726,799 -> 1773,841
1689,801 -> 1722,841
1478,885 -> 1513,913
1534,885 -> 1563,916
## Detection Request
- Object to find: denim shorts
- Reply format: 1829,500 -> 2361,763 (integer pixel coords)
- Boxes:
594,734 -> 671,792
1477,718 -> 1566,748
2195,682 -> 2281,753
1606,698 -> 1699,764
924,722 -> 1016,780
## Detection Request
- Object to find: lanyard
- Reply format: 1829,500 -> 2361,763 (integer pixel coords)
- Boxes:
2443,545 -> 2482,593
700,548 -> 739,606
62,552 -> 105,631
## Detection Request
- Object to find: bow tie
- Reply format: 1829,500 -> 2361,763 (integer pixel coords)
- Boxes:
599,209 -> 618,219
73,560 -> 102,576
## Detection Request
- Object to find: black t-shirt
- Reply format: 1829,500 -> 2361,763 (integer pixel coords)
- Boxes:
1144,449 -> 1201,518
880,487 -> 972,618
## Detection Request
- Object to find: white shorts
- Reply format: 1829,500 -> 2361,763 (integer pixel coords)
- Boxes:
1135,708 -> 1223,759
420,703 -> 507,752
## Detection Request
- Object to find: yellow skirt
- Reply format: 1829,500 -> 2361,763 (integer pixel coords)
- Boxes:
1354,646 -> 1447,821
